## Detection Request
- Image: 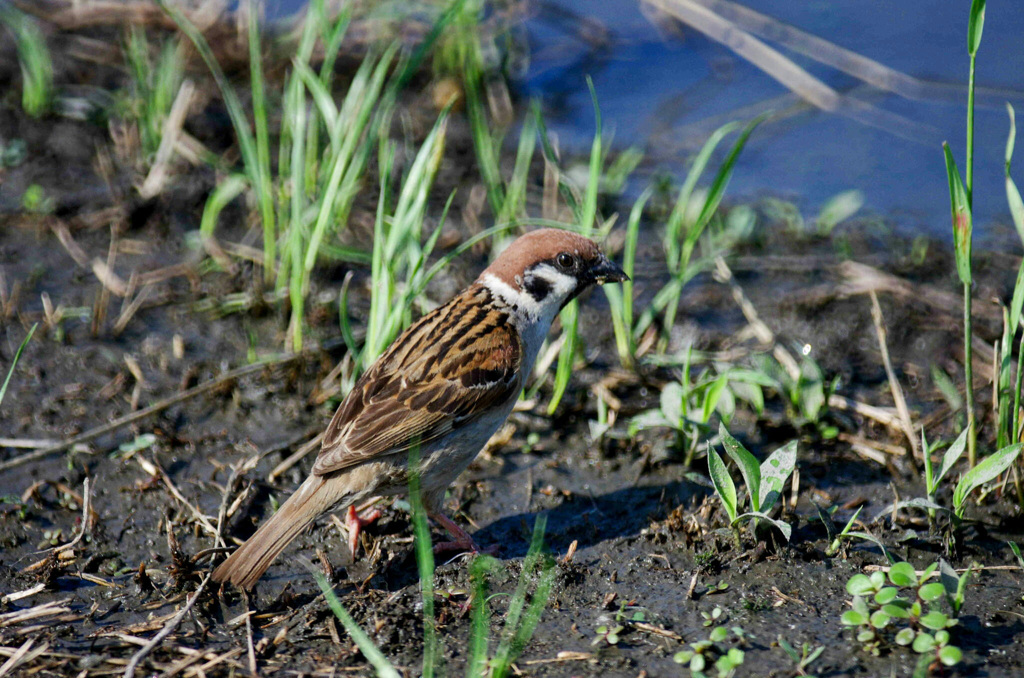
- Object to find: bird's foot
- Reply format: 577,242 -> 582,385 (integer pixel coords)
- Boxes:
429,512 -> 498,556
345,504 -> 383,559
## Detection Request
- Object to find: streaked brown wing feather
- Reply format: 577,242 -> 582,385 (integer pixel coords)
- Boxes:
312,286 -> 521,476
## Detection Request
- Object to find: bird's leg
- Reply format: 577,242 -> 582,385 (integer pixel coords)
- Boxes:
345,504 -> 383,559
429,512 -> 498,555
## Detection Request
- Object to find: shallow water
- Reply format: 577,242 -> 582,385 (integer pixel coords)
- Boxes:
268,0 -> 1024,242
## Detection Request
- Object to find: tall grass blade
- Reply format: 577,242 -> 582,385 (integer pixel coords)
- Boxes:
407,446 -> 439,677
312,569 -> 401,678
0,324 -> 37,407
491,516 -> 556,678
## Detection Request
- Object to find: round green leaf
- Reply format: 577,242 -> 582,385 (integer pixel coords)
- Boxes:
910,601 -> 923,617
895,628 -> 916,646
939,645 -> 963,666
673,650 -> 694,664
869,610 -> 891,629
912,632 -> 936,653
710,626 -> 728,642
919,582 -> 946,602
920,611 -> 949,630
847,574 -> 874,596
841,610 -> 866,626
935,630 -> 950,646
869,571 -> 886,590
857,630 -> 876,643
874,587 -> 899,605
691,654 -> 706,672
882,603 -> 911,619
888,562 -> 917,587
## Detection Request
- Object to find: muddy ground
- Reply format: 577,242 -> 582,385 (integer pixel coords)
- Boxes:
2,20 -> 1024,678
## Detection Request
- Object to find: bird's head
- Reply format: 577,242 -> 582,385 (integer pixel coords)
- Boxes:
479,228 -> 628,321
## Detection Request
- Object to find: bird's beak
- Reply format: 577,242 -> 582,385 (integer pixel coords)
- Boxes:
589,255 -> 629,285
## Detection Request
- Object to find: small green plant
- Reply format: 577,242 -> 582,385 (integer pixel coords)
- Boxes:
708,423 -> 796,548
777,636 -> 824,677
591,605 -> 645,647
21,184 -> 54,214
0,324 -> 36,408
674,619 -> 746,678
629,355 -> 771,466
942,0 -> 985,467
750,352 -> 838,436
817,503 -> 894,563
635,114 -> 767,352
0,6 -> 54,117
122,27 -> 185,160
840,562 -> 963,669
890,433 -> 1022,527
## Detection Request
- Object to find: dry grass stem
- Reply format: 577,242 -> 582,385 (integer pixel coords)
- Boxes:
869,291 -> 920,461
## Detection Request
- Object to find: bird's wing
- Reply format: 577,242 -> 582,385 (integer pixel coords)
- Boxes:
312,286 -> 522,476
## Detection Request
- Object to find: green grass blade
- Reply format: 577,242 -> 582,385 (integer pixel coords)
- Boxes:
967,0 -> 986,57
491,516 -> 555,678
719,423 -> 761,512
0,324 -> 37,407
935,427 -> 969,489
407,446 -> 439,678
246,0 -> 276,280
953,443 -> 1022,516
758,439 -> 797,514
1006,104 -> 1024,248
547,301 -> 578,415
708,448 -> 738,524
466,555 -> 499,677
312,569 -> 401,678
944,143 -> 973,285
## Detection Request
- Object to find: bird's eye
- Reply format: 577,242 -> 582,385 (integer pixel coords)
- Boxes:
556,252 -> 575,270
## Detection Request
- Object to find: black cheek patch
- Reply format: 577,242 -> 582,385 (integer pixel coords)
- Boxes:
523,275 -> 551,302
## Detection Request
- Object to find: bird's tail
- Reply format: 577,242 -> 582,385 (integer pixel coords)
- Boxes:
212,475 -> 339,590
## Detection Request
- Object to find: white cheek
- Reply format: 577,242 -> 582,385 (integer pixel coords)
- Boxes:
531,265 -> 577,305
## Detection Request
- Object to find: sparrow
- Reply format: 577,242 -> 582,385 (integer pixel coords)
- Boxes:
212,228 -> 627,590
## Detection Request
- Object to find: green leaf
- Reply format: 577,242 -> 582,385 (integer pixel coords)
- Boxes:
895,627 -> 916,646
0,323 -> 37,407
709,626 -> 728,642
935,427 -> 969,489
874,587 -> 899,605
952,443 -> 1023,516
759,440 -> 797,514
840,610 -> 866,626
708,448 -> 737,523
628,409 -> 673,436
735,511 -> 792,542
918,582 -> 946,602
939,645 -> 963,667
846,574 -> 873,596
920,610 -> 949,630
881,602 -> 911,619
967,0 -> 986,57
1009,541 -> 1024,571
912,632 -> 936,654
869,610 -> 891,629
674,650 -> 694,664
1006,104 -> 1024,249
719,423 -> 761,510
888,562 -> 918,587
798,357 -> 826,421
944,143 -> 973,285
660,381 -> 686,427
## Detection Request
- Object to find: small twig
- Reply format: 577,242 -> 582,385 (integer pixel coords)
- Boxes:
267,432 -> 324,482
122,573 -> 212,678
0,360 -> 273,472
714,256 -> 800,379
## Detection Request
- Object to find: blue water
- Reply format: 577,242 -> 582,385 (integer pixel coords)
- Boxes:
269,0 -> 1024,241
